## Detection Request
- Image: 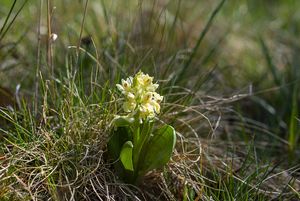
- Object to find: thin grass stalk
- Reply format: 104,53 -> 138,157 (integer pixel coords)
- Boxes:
0,0 -> 28,42
47,0 -> 53,75
0,0 -> 17,40
76,0 -> 89,58
175,0 -> 226,84
288,83 -> 299,156
34,0 -> 43,118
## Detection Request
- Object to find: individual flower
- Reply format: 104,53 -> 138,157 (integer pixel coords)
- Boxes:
116,76 -> 133,94
116,71 -> 163,122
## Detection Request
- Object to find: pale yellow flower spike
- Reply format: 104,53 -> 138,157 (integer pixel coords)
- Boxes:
116,71 -> 163,122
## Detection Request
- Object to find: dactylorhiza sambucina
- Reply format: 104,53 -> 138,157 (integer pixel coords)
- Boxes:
110,71 -> 176,184
116,71 -> 163,123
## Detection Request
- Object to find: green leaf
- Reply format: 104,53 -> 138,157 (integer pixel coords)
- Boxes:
120,141 -> 134,171
140,125 -> 176,173
108,127 -> 131,161
113,116 -> 134,127
133,120 -> 153,168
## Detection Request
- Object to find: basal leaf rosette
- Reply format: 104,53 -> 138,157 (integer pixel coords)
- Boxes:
116,71 -> 163,123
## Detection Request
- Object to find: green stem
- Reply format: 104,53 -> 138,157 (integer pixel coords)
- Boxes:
131,119 -> 154,183
132,123 -> 139,168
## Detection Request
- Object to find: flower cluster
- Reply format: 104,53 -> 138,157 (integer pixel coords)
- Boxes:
116,71 -> 163,122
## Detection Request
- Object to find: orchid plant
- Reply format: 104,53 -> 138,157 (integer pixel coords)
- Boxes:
108,71 -> 176,183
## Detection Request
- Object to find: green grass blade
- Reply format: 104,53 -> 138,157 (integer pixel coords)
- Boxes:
175,0 -> 226,84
